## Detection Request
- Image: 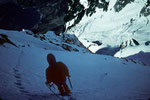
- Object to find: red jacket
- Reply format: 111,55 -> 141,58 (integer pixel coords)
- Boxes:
46,62 -> 69,85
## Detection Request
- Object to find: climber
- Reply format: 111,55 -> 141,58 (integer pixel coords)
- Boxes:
45,53 -> 71,96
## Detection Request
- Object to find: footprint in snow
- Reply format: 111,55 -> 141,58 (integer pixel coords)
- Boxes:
13,67 -> 30,96
99,73 -> 108,83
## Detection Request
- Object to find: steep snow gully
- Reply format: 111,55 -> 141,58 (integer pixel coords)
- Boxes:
0,30 -> 150,100
0,0 -> 150,100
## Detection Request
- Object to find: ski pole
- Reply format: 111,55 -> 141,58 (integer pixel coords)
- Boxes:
68,77 -> 73,89
50,83 -> 56,90
46,84 -> 61,100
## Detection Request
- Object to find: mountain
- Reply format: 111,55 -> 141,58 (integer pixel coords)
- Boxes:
0,29 -> 150,100
0,0 -> 150,64
0,0 -> 68,35
126,51 -> 150,66
0,0 -> 109,35
0,29 -> 88,53
66,0 -> 150,58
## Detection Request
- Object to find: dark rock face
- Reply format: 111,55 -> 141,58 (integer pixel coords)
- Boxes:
132,39 -> 139,46
65,0 -> 85,30
0,0 -> 68,35
145,41 -> 150,46
65,0 -> 109,30
114,0 -> 134,12
86,0 -> 109,16
17,0 -> 68,35
92,41 -> 102,46
140,0 -> 150,17
0,34 -> 18,47
3,0 -> 147,35
0,0 -> 109,34
0,3 -> 40,31
120,38 -> 140,50
0,0 -> 17,4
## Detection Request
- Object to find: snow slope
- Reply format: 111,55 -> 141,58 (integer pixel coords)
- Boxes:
66,0 -> 150,57
0,30 -> 150,100
126,51 -> 150,67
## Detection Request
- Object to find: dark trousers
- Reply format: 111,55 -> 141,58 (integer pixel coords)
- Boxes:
57,83 -> 70,95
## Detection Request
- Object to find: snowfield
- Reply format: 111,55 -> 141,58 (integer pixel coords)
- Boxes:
0,30 -> 150,100
66,0 -> 150,57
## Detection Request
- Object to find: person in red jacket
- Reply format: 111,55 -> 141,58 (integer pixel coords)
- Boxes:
45,53 -> 71,95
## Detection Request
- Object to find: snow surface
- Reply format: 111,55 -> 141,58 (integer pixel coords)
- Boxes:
1,30 -> 150,100
79,0 -> 88,9
126,51 -> 150,67
66,0 -> 150,57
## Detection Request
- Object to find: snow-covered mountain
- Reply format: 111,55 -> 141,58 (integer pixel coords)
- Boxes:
66,0 -> 150,57
1,29 -> 150,100
1,1 -> 150,99
1,0 -> 149,59
0,29 -> 88,53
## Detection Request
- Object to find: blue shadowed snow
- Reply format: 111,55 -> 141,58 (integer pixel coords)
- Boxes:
0,30 -> 150,100
95,46 -> 120,56
126,51 -> 150,66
